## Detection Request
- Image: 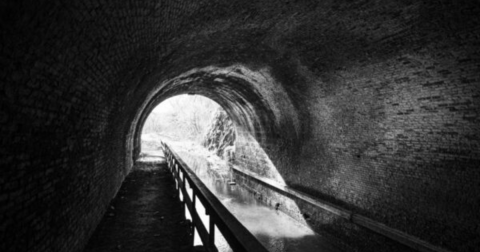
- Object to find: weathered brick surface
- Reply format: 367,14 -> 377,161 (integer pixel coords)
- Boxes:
1,1 -> 479,252
289,29 -> 480,252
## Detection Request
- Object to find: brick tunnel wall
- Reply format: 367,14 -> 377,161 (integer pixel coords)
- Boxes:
291,46 -> 480,251
0,1 -> 133,251
1,1 -> 480,252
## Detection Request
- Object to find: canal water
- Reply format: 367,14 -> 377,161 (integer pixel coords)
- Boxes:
175,149 -> 341,252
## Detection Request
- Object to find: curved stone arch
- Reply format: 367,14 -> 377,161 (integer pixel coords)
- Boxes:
127,64 -> 302,173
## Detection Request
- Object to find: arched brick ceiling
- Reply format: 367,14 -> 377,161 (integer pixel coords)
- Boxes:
1,1 -> 479,252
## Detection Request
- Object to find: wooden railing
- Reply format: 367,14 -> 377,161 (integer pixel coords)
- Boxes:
161,142 -> 270,252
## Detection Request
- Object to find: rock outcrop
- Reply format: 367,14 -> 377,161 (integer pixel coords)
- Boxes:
203,109 -> 236,160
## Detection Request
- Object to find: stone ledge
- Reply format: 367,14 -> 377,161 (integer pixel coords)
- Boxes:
232,167 -> 452,252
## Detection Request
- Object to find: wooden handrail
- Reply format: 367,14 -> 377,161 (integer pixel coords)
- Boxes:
161,142 -> 270,252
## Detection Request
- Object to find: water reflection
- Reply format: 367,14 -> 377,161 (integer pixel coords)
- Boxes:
178,150 -> 339,252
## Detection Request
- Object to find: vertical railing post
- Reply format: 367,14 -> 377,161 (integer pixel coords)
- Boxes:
180,169 -> 186,213
209,217 -> 215,249
191,191 -> 197,247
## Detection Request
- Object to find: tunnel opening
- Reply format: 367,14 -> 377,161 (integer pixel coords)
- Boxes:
128,64 -> 302,176
127,65 -> 325,251
140,94 -> 230,157
140,96 -> 325,252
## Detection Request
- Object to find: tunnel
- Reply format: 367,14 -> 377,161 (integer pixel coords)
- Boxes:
1,0 -> 480,251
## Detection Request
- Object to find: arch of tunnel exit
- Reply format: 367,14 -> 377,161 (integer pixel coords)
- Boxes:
1,1 -> 479,252
130,65 -> 300,170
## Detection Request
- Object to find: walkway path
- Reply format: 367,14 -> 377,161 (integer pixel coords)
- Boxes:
84,156 -> 193,252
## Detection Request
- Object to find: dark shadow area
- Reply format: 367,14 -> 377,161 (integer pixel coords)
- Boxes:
84,161 -> 192,252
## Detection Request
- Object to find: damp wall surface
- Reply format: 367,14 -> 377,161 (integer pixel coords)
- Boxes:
291,50 -> 480,252
1,1 -> 480,252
